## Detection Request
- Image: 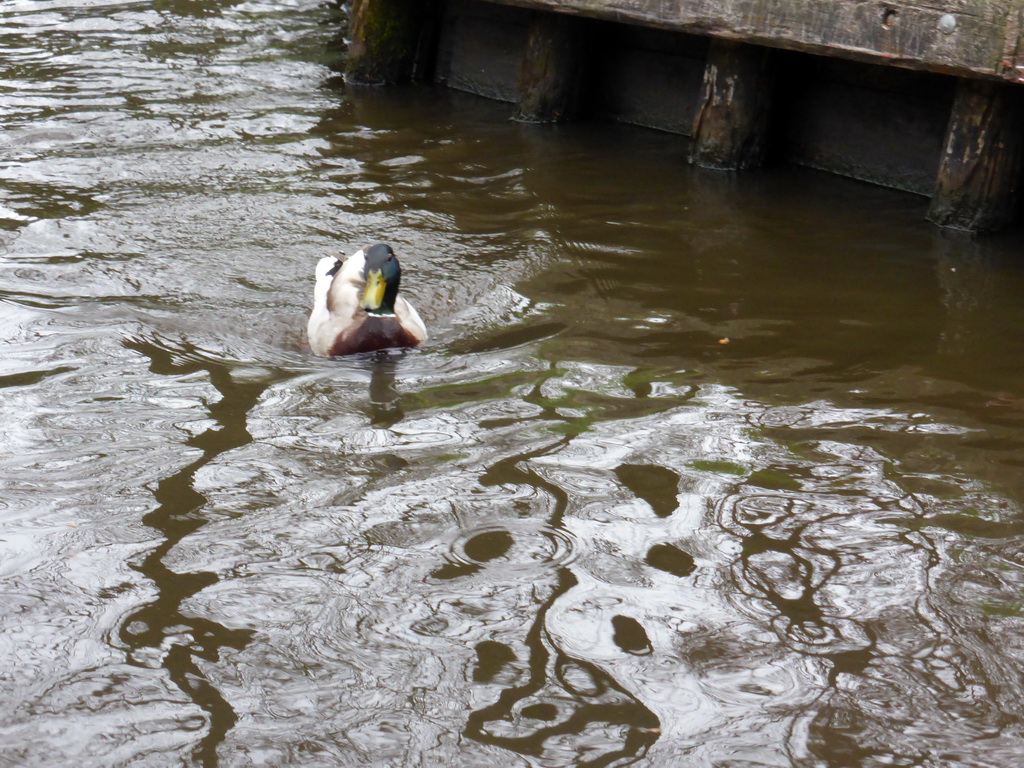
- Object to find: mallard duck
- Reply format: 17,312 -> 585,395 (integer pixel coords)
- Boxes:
307,243 -> 427,357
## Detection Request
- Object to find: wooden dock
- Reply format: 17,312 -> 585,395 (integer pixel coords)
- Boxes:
342,0 -> 1024,232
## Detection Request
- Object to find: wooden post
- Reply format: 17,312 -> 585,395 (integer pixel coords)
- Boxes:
345,0 -> 427,85
928,78 -> 1024,232
691,40 -> 775,171
514,13 -> 589,123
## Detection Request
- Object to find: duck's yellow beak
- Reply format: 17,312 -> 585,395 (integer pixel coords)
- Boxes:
361,269 -> 386,311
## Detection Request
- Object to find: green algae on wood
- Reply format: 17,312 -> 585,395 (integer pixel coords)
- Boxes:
514,12 -> 591,122
345,0 -> 426,85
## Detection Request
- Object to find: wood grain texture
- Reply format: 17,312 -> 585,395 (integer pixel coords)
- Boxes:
345,0 -> 424,85
691,40 -> 775,169
928,78 -> 1024,230
514,13 -> 591,121
483,0 -> 1024,81
437,0 -> 531,101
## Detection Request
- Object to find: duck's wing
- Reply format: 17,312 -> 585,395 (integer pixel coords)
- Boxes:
307,303 -> 364,357
307,249 -> 367,357
395,296 -> 428,343
326,249 -> 367,314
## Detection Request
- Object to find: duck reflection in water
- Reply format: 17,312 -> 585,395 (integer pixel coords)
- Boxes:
367,353 -> 405,427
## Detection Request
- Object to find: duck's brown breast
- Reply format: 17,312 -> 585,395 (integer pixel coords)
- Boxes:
328,315 -> 422,357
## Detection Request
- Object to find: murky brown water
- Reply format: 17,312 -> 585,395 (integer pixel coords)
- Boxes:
6,1 -> 1024,766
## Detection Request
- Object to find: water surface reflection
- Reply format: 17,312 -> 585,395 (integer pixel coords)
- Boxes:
4,1 -> 1024,766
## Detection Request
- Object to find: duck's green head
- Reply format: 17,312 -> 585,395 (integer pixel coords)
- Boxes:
361,243 -> 402,315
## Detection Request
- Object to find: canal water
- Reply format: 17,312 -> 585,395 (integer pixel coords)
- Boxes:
5,1 -> 1024,766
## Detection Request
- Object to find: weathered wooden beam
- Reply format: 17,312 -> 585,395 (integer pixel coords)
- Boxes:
514,12 -> 590,122
345,0 -> 427,85
483,0 -> 1024,84
691,40 -> 775,170
928,78 -> 1024,231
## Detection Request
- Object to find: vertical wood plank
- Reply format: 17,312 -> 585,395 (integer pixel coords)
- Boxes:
928,78 -> 1024,232
691,39 -> 776,170
345,0 -> 426,85
514,12 -> 590,123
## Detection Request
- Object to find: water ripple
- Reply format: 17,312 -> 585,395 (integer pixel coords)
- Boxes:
6,0 -> 1024,763
441,520 -> 579,576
